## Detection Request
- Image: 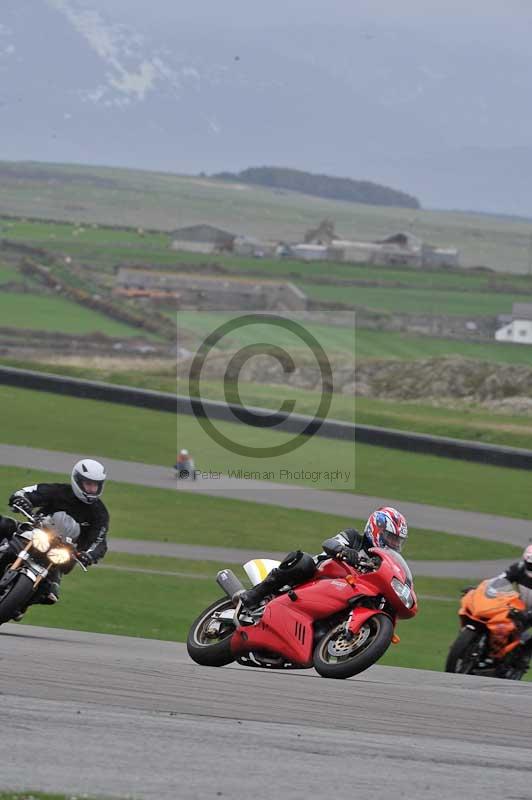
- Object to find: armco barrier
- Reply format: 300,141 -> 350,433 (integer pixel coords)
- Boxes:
1,365 -> 532,470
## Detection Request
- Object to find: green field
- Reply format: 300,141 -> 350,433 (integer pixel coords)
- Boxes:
0,292 -> 145,338
1,162 -> 531,272
176,309 -> 532,365
177,309 -> 356,356
0,262 -> 18,285
301,282 -> 532,317
355,328 -> 532,364
5,357 -> 532,450
1,386 -> 532,519
196,379 -> 532,449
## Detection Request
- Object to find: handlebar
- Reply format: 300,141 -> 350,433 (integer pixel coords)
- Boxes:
11,504 -> 37,525
332,553 -> 380,576
73,553 -> 88,572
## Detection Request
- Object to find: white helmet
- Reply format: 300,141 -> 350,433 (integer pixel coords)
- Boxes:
71,459 -> 106,505
180,449 -> 189,456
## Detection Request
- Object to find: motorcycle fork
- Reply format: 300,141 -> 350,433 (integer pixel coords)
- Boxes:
10,544 -> 47,588
10,541 -> 32,571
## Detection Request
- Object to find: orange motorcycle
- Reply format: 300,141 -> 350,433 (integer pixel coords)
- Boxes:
446,575 -> 529,680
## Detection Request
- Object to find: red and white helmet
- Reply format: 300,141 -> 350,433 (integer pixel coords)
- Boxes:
522,544 -> 532,576
363,506 -> 408,553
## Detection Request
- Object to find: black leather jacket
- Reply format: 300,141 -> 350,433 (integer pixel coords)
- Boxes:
321,528 -> 365,560
505,561 -> 532,591
9,483 -> 109,562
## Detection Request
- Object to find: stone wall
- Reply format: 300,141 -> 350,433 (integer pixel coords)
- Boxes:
306,302 -> 497,341
116,269 -> 308,311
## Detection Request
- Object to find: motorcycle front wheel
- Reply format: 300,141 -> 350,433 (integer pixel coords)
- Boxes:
445,627 -> 484,673
313,613 -> 393,679
0,573 -> 34,624
187,597 -> 236,667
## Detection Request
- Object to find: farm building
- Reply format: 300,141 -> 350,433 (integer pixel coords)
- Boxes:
302,229 -> 459,267
115,268 -> 307,311
233,236 -> 277,258
374,233 -> 459,267
170,224 -> 236,254
290,243 -> 332,261
495,303 -> 532,344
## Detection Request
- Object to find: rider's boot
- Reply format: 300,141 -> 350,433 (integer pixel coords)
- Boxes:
237,552 -> 317,610
36,579 -> 60,606
13,581 -> 60,622
236,569 -> 284,610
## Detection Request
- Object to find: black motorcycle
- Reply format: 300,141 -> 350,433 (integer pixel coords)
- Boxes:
0,505 -> 87,624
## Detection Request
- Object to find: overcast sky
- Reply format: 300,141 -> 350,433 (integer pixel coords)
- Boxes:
2,0 -> 530,214
100,0 -> 532,31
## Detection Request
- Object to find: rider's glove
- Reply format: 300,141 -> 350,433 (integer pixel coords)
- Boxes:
338,547 -> 360,567
77,551 -> 94,567
509,608 -> 532,628
10,495 -> 33,516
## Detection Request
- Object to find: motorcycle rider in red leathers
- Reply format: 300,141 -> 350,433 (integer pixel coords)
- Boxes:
238,506 -> 409,610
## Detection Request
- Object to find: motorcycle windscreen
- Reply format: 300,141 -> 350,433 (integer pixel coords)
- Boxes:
484,576 -> 517,599
371,547 -> 413,585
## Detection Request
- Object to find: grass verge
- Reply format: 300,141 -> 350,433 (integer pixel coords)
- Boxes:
2,386 -> 532,518
5,358 -> 532,449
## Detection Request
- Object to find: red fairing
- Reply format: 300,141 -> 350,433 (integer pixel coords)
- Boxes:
230,548 -> 417,667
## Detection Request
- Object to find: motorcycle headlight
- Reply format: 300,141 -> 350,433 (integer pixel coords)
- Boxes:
48,547 -> 71,565
391,577 -> 414,609
32,528 -> 51,553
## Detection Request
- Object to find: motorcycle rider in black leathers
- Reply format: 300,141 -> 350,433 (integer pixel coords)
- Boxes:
238,506 -> 409,610
0,458 -> 109,617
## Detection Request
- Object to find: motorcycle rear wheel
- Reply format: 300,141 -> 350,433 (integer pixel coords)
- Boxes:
187,597 -> 236,667
0,573 -> 34,624
445,627 -> 483,673
313,613 -> 393,679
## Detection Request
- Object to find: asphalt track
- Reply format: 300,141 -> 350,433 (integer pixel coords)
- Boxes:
0,624 -> 530,800
1,443 -> 531,546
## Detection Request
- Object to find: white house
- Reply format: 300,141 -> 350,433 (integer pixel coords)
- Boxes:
495,303 -> 532,344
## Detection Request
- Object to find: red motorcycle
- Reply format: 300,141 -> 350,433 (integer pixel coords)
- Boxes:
187,548 -> 418,679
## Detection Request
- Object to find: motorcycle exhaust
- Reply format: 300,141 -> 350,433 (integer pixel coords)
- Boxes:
216,569 -> 244,601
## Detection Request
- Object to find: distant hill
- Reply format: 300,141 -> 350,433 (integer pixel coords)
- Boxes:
0,160 -> 530,273
212,167 -> 421,210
